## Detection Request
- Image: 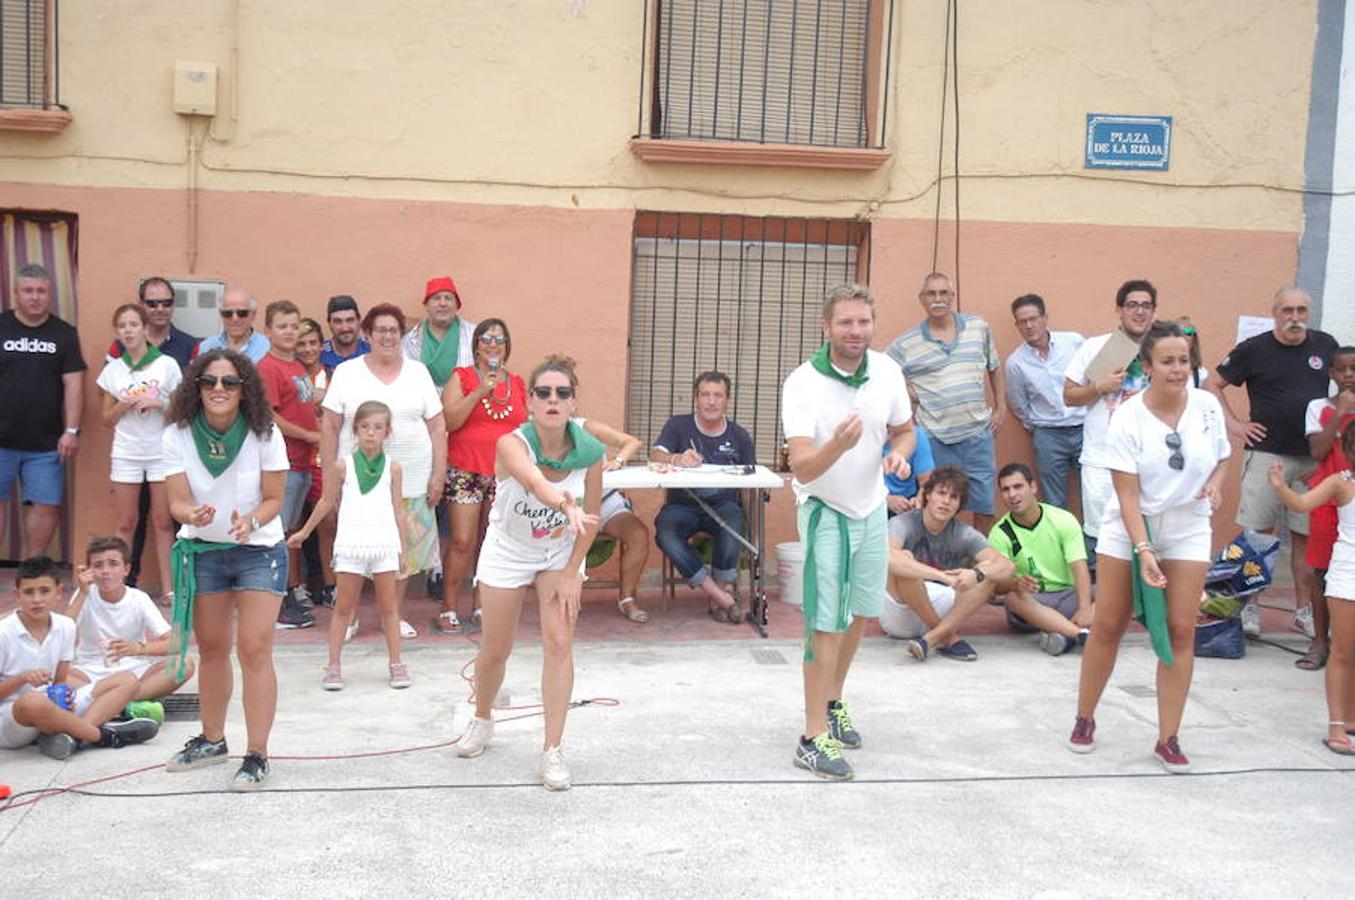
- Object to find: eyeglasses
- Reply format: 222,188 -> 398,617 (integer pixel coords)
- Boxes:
478,334 -> 507,345
197,374 -> 244,390
143,299 -> 174,309
1165,431 -> 1184,470
1122,301 -> 1156,312
219,309 -> 251,319
369,326 -> 401,337
531,385 -> 575,400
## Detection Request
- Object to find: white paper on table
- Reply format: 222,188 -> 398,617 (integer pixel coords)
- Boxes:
1235,315 -> 1272,346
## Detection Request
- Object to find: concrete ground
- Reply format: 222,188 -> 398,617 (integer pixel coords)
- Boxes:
1,593 -> 1352,898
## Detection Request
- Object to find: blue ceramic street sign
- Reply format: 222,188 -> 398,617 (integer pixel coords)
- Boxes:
1085,114 -> 1171,170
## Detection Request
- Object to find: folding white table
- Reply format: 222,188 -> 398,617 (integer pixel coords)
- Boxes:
602,464 -> 786,636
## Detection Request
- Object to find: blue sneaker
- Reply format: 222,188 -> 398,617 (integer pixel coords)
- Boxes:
827,700 -> 861,749
794,733 -> 853,781
905,636 -> 929,661
938,638 -> 978,661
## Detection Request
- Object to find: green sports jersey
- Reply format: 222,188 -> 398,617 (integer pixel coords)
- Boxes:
988,503 -> 1087,592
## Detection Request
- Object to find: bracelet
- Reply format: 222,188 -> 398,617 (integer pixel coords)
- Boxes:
1132,541 -> 1155,556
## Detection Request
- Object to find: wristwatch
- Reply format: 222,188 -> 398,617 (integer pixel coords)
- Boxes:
972,567 -> 986,583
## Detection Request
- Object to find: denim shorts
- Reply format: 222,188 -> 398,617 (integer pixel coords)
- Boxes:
281,470 -> 312,531
928,431 -> 996,515
194,542 -> 288,596
0,448 -> 63,506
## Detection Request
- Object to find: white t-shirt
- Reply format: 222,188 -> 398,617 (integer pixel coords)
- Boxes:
781,350 -> 913,518
0,612 -> 75,712
1064,332 -> 1149,468
95,354 -> 183,460
162,422 -> 290,545
322,358 -> 441,499
72,585 -> 170,674
1306,396 -> 1335,435
1102,388 -> 1230,519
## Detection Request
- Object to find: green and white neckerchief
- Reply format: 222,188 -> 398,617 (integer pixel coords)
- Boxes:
123,343 -> 163,373
520,420 -> 605,471
420,319 -> 460,387
352,449 -> 386,494
191,411 -> 247,478
809,344 -> 869,388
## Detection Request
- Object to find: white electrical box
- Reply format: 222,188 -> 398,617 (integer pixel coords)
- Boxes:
173,61 -> 218,116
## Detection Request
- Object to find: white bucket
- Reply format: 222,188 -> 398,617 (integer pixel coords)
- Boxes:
775,542 -> 805,607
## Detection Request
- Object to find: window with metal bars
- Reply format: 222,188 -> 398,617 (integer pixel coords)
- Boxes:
646,0 -> 888,148
627,212 -> 869,466
0,0 -> 54,108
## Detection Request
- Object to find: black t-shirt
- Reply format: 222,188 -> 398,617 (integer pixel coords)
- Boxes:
654,414 -> 756,506
1216,329 -> 1337,456
0,311 -> 87,451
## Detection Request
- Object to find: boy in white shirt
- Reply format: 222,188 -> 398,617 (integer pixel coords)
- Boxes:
66,537 -> 195,719
0,556 -> 159,759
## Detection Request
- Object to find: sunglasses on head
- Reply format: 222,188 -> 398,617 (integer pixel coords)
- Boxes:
219,308 -> 251,319
197,374 -> 244,390
143,299 -> 174,309
1164,431 -> 1184,470
531,385 -> 575,400
478,334 -> 507,345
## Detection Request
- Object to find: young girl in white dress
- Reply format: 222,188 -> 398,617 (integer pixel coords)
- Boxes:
290,401 -> 408,691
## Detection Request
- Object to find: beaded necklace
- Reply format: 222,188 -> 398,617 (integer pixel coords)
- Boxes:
480,368 -> 515,421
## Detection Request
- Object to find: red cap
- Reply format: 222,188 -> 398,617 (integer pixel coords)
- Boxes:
423,276 -> 460,307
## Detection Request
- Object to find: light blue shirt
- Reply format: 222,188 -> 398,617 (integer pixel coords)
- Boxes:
197,329 -> 271,363
1004,330 -> 1086,429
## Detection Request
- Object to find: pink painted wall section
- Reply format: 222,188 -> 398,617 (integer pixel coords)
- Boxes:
0,182 -> 1299,571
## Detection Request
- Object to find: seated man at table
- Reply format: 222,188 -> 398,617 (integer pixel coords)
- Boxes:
649,370 -> 756,623
881,466 -> 1014,661
987,463 -> 1093,656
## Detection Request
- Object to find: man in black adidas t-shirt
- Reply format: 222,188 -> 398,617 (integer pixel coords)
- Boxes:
1204,286 -> 1337,642
0,263 -> 86,555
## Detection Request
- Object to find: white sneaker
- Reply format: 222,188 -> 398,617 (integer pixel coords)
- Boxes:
456,716 -> 494,758
1292,606 -> 1315,639
1240,602 -> 1261,637
399,619 -> 417,639
344,620 -> 359,643
541,745 -> 571,791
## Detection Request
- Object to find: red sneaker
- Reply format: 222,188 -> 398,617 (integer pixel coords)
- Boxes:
1154,736 -> 1191,773
1067,716 -> 1095,753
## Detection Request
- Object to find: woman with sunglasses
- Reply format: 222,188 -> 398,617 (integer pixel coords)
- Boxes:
321,304 -> 446,643
456,355 -> 602,791
1069,321 -> 1230,771
97,303 -> 183,601
160,349 -> 288,790
436,318 -> 527,633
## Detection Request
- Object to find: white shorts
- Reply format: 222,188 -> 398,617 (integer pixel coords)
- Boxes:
1097,504 -> 1213,562
597,490 -> 632,528
111,457 -> 166,484
333,551 -> 401,578
1080,465 -> 1112,538
73,658 -> 157,685
1325,542 -> 1355,601
0,702 -> 38,749
879,582 -> 956,639
475,535 -> 582,590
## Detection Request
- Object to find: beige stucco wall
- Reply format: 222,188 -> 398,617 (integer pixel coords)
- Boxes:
0,0 -> 1316,231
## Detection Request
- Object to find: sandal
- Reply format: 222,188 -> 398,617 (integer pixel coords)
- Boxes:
432,610 -> 462,635
1323,736 -> 1355,756
1296,641 -> 1330,671
707,605 -> 732,624
725,599 -> 746,625
618,597 -> 649,624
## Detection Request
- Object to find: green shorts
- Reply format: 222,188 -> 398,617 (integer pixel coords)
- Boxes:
797,500 -> 887,633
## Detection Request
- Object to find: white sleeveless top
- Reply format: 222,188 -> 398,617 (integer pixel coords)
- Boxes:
333,454 -> 401,559
483,430 -> 587,552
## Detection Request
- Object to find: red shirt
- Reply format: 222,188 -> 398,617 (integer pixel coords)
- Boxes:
257,353 -> 319,471
447,365 -> 527,475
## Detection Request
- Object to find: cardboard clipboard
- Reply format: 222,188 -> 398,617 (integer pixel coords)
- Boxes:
1084,330 -> 1142,384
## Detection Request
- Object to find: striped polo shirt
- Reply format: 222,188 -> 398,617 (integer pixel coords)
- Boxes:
885,312 -> 999,444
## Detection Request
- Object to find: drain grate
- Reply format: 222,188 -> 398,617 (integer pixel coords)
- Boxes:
751,648 -> 788,666
161,693 -> 201,721
1117,685 -> 1156,699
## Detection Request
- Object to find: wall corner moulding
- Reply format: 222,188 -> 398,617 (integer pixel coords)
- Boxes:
629,137 -> 890,171
0,108 -> 73,134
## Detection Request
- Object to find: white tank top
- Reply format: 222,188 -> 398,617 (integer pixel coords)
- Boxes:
333,454 -> 402,559
1337,473 -> 1355,548
483,430 -> 587,552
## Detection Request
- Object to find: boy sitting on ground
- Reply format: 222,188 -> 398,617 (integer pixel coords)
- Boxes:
66,537 -> 195,721
0,556 -> 159,759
